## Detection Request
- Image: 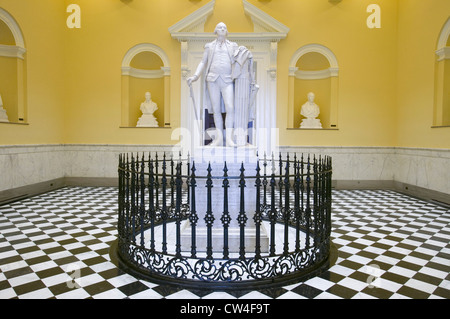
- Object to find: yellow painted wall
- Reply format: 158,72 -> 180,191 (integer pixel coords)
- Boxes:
396,0 -> 450,148
0,0 -> 66,145
0,0 -> 449,149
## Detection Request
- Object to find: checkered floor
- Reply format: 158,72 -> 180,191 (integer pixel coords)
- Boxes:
0,186 -> 449,299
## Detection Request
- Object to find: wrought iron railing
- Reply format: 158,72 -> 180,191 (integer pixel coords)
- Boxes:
115,152 -> 333,290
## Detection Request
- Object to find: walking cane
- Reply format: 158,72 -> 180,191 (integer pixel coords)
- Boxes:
188,82 -> 200,123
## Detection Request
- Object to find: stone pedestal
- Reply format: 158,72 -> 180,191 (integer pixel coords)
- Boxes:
181,146 -> 269,253
136,114 -> 158,127
300,118 -> 322,129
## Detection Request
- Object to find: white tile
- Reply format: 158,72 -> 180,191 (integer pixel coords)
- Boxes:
55,288 -> 91,299
202,291 -> 237,299
405,279 -> 438,294
304,276 -> 335,291
165,289 -> 201,299
338,277 -> 369,292
127,289 -> 164,299
238,291 -> 272,299
8,273 -> 41,287
92,289 -> 127,299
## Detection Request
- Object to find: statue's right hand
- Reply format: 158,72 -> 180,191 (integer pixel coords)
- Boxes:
187,75 -> 198,86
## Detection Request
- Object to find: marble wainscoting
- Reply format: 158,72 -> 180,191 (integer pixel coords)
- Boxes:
0,144 -> 449,204
393,147 -> 450,202
62,144 -> 182,186
0,144 -> 67,202
280,146 -> 449,204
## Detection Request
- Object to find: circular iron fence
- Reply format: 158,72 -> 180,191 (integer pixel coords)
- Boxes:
113,152 -> 335,290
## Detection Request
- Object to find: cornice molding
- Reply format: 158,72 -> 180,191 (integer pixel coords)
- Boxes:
0,44 -> 26,59
290,67 -> 339,79
121,67 -> 169,79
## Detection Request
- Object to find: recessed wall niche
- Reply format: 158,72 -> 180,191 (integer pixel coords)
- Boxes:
0,8 -> 27,124
288,44 -> 339,129
121,43 -> 171,127
434,17 -> 450,127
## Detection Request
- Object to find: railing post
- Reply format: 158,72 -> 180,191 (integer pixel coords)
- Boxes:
175,161 -> 182,258
262,152 -> 268,208
238,163 -> 248,260
139,154 -> 146,247
125,154 -> 130,242
148,157 -> 156,253
220,162 -> 231,259
313,155 -> 319,247
118,154 -> 124,238
205,163 -> 215,259
189,162 -> 198,258
283,154 -> 290,255
269,153 -> 277,256
170,156 -> 175,209
294,155 -> 301,252
254,160 -> 262,259
130,154 -> 136,244
161,153 -> 168,254
305,155 -> 311,249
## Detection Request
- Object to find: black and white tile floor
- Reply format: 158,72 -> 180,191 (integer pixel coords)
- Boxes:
0,186 -> 449,300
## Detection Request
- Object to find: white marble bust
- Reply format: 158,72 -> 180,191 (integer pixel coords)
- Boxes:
137,92 -> 158,127
300,92 -> 322,129
0,94 -> 9,123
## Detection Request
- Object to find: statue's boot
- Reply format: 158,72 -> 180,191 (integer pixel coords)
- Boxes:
226,128 -> 236,147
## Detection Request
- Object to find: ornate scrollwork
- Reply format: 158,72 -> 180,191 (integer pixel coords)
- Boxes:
117,152 -> 333,289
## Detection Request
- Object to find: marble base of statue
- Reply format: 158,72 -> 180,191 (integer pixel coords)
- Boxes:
181,147 -> 269,254
136,114 -> 158,127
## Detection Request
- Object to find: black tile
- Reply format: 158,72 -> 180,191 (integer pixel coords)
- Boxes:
83,280 -> 115,296
291,283 -> 323,299
118,281 -> 150,296
326,284 -> 358,299
361,286 -> 394,299
4,267 -> 34,280
13,280 -> 47,296
396,285 -> 430,299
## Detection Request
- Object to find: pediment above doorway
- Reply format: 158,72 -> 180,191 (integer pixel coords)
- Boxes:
169,0 -> 289,42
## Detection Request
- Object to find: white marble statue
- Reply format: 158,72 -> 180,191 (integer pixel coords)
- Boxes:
233,46 -> 259,146
188,22 -> 258,147
300,92 -> 322,129
136,92 -> 158,127
0,94 -> 9,123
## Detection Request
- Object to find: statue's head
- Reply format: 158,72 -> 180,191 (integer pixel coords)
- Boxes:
214,22 -> 228,37
307,92 -> 315,101
145,92 -> 151,100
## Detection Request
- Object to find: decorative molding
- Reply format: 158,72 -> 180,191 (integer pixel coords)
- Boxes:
0,8 -> 25,49
122,43 -> 170,69
121,67 -> 168,79
242,0 -> 290,35
436,47 -> 450,62
293,67 -> 339,80
168,0 -> 216,34
0,44 -> 26,59
436,17 -> 450,52
289,43 -> 339,70
169,0 -> 289,42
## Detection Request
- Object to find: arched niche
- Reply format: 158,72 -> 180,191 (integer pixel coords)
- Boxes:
121,43 -> 171,127
434,17 -> 450,127
288,44 -> 339,129
0,8 -> 27,124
